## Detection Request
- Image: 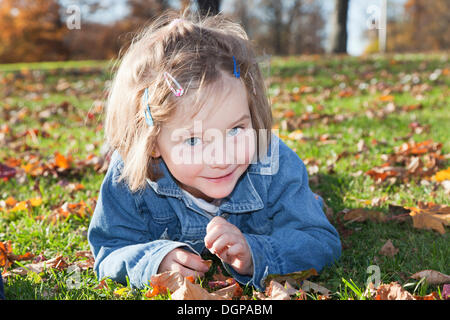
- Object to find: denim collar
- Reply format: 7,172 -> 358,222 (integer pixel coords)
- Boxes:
146,159 -> 264,214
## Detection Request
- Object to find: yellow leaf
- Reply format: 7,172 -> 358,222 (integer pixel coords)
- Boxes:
433,167 -> 450,182
113,287 -> 130,297
10,201 -> 28,212
379,95 -> 394,102
29,197 -> 43,207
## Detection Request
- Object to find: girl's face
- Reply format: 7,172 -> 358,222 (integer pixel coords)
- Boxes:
154,73 -> 256,202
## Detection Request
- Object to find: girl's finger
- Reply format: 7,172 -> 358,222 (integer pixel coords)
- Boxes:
226,242 -> 245,257
173,249 -> 209,273
209,232 -> 234,256
206,216 -> 228,233
171,261 -> 205,278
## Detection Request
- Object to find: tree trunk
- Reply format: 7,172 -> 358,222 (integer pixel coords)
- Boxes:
329,0 -> 349,53
196,0 -> 221,16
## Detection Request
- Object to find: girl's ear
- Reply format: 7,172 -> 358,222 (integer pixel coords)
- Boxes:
151,146 -> 161,158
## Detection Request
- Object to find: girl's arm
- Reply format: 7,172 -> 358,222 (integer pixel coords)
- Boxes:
224,144 -> 342,291
87,157 -> 197,289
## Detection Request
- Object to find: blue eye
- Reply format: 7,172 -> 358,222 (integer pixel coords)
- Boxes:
184,137 -> 201,146
228,126 -> 243,137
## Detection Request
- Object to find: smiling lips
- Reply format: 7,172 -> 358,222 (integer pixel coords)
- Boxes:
205,168 -> 236,181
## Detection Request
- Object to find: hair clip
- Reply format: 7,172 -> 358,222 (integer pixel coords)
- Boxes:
232,56 -> 240,78
164,71 -> 184,97
142,88 -> 154,127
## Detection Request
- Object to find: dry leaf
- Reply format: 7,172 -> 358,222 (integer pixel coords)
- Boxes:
3,255 -> 68,277
265,280 -> 291,300
406,203 -> 449,234
343,208 -> 386,223
171,278 -> 226,300
375,282 -> 415,300
214,283 -> 243,299
264,268 -> 318,287
149,271 -> 226,300
410,270 -> 450,285
0,241 -> 35,272
301,280 -> 331,296
150,271 -> 184,293
379,239 -> 399,257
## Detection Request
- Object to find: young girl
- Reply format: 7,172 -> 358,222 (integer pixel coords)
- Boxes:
88,10 -> 341,291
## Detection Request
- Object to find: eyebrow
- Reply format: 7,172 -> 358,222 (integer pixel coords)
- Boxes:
182,114 -> 251,134
228,114 -> 251,128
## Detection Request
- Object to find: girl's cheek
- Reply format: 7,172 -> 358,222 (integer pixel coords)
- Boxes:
232,131 -> 256,164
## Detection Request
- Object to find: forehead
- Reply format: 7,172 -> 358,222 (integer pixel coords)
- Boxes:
165,72 -> 250,130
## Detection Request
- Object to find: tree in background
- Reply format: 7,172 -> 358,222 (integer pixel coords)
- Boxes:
387,0 -> 449,52
197,0 -> 221,16
248,0 -> 324,55
0,0 -> 68,63
328,0 -> 349,54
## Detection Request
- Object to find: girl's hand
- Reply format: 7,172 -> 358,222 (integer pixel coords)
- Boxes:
158,248 -> 210,278
204,216 -> 253,276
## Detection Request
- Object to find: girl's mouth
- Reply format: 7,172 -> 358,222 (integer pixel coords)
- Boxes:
204,168 -> 236,183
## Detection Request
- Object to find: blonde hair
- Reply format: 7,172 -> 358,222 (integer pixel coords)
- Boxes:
104,8 -> 273,193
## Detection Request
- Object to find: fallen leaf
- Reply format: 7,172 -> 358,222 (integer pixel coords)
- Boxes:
379,239 -> 399,257
170,278 -> 226,300
413,292 -> 439,300
0,241 -> 35,272
214,282 -> 243,299
443,284 -> 450,300
343,208 -> 386,223
406,203 -> 449,234
433,167 -> 450,182
410,270 -> 450,285
264,268 -> 318,287
375,282 -> 415,300
3,255 -> 68,277
265,280 -> 291,300
113,287 -> 130,297
150,271 -> 226,300
301,280 -> 331,297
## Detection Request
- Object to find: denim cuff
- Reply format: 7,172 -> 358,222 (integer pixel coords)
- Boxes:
222,233 -> 278,292
131,240 -> 200,288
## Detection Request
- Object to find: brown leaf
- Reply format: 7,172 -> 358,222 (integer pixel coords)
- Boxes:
375,282 -> 415,300
214,283 -> 243,299
379,239 -> 399,257
264,268 -> 318,287
3,255 -> 68,277
265,280 -> 291,300
150,271 -> 226,300
170,278 -> 226,300
150,271 -> 184,293
0,241 -> 35,272
406,203 -> 449,234
343,208 -> 386,223
410,270 -> 450,285
301,280 -> 331,297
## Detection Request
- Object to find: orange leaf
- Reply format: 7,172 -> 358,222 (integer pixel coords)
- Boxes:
375,282 -> 415,300
433,167 -> 450,182
379,95 -> 394,102
54,152 -> 70,169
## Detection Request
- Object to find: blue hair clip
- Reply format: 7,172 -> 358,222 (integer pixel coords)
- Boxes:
232,56 -> 240,78
142,88 -> 154,127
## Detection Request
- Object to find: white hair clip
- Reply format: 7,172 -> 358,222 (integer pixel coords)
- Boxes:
164,71 -> 184,97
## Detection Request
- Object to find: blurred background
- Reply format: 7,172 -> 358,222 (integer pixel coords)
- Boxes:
0,0 -> 448,63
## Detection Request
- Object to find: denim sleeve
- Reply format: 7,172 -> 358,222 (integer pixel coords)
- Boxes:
0,273 -> 5,300
87,160 -> 194,289
224,145 -> 341,291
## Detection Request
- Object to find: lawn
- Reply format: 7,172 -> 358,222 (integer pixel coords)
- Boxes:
0,53 -> 448,300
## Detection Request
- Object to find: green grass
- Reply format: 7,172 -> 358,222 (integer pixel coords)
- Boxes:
0,52 -> 449,300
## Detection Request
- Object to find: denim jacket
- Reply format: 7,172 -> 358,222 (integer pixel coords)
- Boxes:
88,133 -> 341,291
